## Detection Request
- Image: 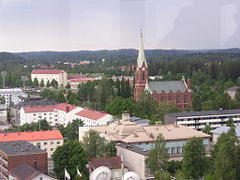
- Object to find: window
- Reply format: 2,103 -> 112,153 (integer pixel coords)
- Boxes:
176,95 -> 181,103
50,142 -> 54,145
168,96 -> 172,102
33,114 -> 36,116
177,147 -> 182,154
184,95 -> 188,103
171,147 -> 176,154
161,96 -> 165,102
39,177 -> 43,180
44,142 -> 48,145
51,148 -> 54,151
57,141 -> 60,144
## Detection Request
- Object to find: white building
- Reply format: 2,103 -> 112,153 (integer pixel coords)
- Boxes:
0,105 -> 7,122
0,88 -> 27,107
75,109 -> 113,126
31,69 -> 68,87
19,105 -> 57,126
164,109 -> 240,130
19,103 -> 112,127
54,103 -> 83,126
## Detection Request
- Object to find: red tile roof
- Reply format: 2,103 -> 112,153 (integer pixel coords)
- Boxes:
89,156 -> 122,169
32,69 -> 64,74
23,105 -> 55,113
0,130 -> 63,142
54,103 -> 78,112
67,74 -> 86,79
70,78 -> 94,83
76,109 -> 109,120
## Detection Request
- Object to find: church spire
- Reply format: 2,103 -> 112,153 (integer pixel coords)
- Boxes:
137,29 -> 147,68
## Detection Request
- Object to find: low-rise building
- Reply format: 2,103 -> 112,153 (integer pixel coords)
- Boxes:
31,69 -> 67,87
0,130 -> 63,158
88,156 -> 127,180
75,109 -> 113,126
0,88 -> 27,107
164,109 -> 240,130
211,125 -> 240,144
0,141 -> 48,180
8,163 -> 56,180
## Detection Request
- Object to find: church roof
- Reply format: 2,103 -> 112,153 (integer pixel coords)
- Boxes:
147,80 -> 187,93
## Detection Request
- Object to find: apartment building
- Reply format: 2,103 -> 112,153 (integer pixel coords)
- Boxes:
0,130 -> 63,158
0,105 -> 7,122
31,69 -> 67,87
164,109 -> 240,130
0,88 -> 27,107
75,109 -> 113,126
0,141 -> 47,180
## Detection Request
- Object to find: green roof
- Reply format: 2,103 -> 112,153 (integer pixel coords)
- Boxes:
148,80 -> 187,93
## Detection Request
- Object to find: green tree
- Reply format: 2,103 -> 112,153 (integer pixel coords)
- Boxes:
56,92 -> 66,103
146,134 -> 169,173
65,119 -> 84,140
226,117 -> 235,127
105,142 -> 117,157
82,130 -> 106,159
40,79 -> 45,87
154,170 -> 171,180
202,124 -> 211,134
46,80 -> 51,87
213,129 -> 238,180
39,120 -> 52,130
51,79 -> 58,88
0,96 -> 5,104
66,82 -> 71,89
52,141 -> 87,180
33,77 -> 39,87
182,137 -> 207,180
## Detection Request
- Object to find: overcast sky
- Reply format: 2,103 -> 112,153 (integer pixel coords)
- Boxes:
0,0 -> 240,52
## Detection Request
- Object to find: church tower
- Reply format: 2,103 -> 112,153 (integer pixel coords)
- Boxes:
134,30 -> 148,102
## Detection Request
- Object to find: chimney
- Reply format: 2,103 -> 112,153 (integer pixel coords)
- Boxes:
122,112 -> 130,120
187,79 -> 191,89
66,106 -> 70,113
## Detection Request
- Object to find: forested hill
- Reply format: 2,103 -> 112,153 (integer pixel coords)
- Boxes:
0,52 -> 26,62
14,48 -> 240,62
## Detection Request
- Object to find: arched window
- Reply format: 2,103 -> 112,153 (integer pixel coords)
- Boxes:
161,96 -> 165,102
176,95 -> 181,103
184,94 -> 188,103
168,95 -> 172,102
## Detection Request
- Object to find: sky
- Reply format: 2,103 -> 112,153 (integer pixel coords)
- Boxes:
0,0 -> 240,52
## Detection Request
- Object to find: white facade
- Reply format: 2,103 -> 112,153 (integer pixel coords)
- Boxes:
0,88 -> 27,107
31,139 -> 63,158
31,70 -> 67,87
9,172 -> 57,180
19,107 -> 58,126
75,113 -> 113,126
0,105 -> 7,122
56,107 -> 83,126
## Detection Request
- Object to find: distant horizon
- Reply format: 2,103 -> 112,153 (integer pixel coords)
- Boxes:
3,47 -> 240,54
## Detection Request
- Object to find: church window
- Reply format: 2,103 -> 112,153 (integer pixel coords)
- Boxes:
176,95 -> 181,103
168,95 -> 173,102
161,96 -> 165,102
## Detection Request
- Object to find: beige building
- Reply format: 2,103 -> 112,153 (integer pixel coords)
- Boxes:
31,69 -> 67,87
0,130 -> 63,158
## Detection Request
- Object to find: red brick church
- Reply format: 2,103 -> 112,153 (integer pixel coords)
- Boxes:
134,32 -> 192,110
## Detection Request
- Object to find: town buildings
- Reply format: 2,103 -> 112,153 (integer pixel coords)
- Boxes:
67,74 -> 95,89
19,103 -> 113,127
0,141 -> 48,180
133,32 -> 192,110
0,88 -> 27,107
0,105 -> 7,122
31,69 -> 68,87
0,130 -> 63,158
164,109 -> 240,130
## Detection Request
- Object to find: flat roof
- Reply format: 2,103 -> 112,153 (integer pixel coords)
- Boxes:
0,141 -> 46,156
116,143 -> 148,156
166,109 -> 240,118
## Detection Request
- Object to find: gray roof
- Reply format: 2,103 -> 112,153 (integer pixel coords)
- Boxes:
166,109 -> 240,118
148,80 -> 187,93
116,143 -> 149,156
9,163 -> 41,180
129,117 -> 150,125
12,99 -> 57,110
211,125 -> 240,137
0,141 -> 46,156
